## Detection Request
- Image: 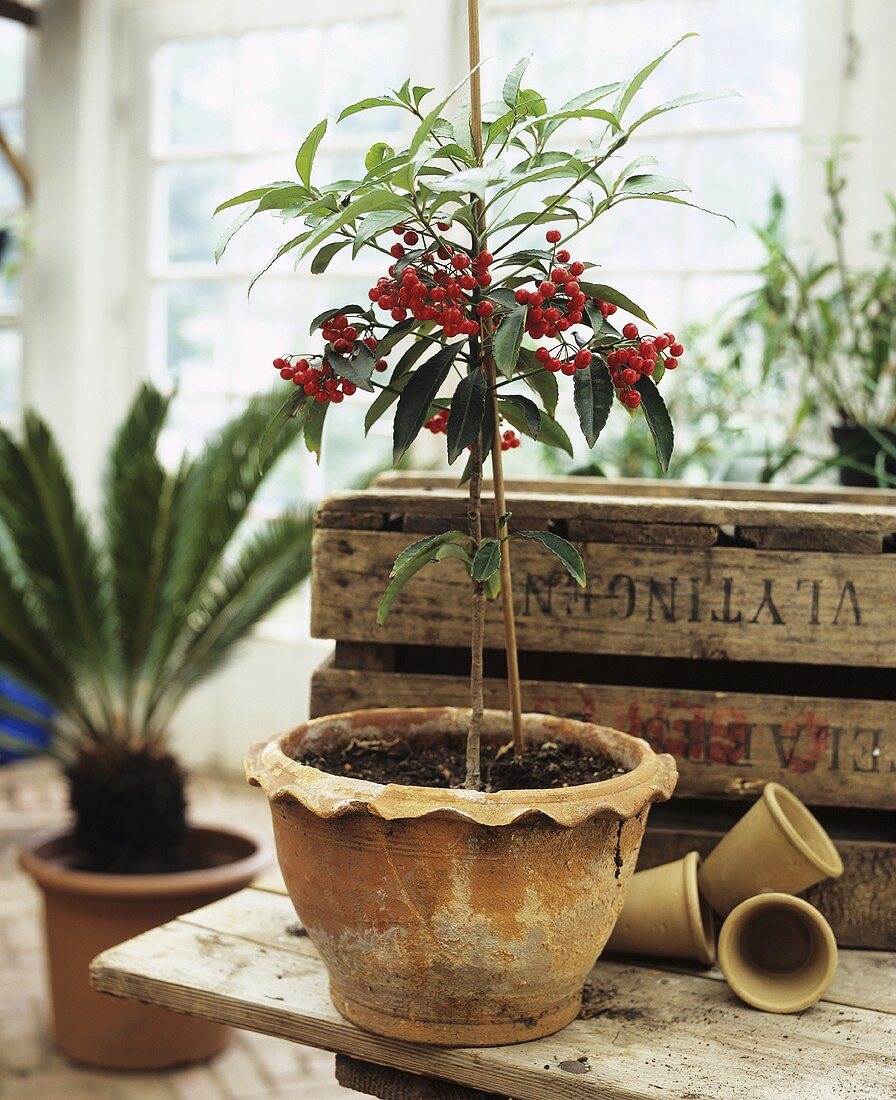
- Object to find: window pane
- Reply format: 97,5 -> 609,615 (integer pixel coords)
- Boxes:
321,20 -> 408,133
0,327 -> 22,425
152,37 -> 235,152
153,280 -> 231,390
155,159 -> 232,266
482,9 -> 582,104
0,22 -> 26,104
235,27 -> 321,152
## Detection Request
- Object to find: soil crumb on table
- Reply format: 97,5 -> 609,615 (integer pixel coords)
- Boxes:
294,737 -> 626,791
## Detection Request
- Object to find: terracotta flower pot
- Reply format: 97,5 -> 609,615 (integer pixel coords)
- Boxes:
245,706 -> 677,1047
718,893 -> 838,1013
605,851 -> 715,965
698,782 -> 843,917
20,826 -> 269,1069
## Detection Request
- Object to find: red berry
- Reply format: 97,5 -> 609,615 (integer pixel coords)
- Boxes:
342,381 -> 357,395
546,229 -> 562,243
560,360 -> 576,376
514,288 -> 529,304
622,389 -> 642,409
390,243 -> 405,259
437,220 -> 450,231
477,301 -> 494,318
476,250 -> 493,267
664,356 -> 679,370
670,342 -> 684,357
569,261 -> 585,276
622,323 -> 639,340
654,335 -> 670,351
551,267 -> 568,284
556,249 -> 570,263
451,252 -> 471,269
403,230 -> 419,245
539,281 -> 556,298
279,368 -> 293,380
535,346 -> 550,363
392,225 -> 404,235
621,368 -> 639,385
574,349 -> 593,370
477,272 -> 492,287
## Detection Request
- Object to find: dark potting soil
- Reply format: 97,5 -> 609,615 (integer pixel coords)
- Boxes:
295,737 -> 626,792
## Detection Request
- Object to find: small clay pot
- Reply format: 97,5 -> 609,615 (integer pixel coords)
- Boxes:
605,851 -> 715,965
698,783 -> 843,917
20,826 -> 269,1069
718,893 -> 838,1013
246,707 -> 678,1047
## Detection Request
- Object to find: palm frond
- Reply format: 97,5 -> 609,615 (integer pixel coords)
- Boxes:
148,509 -> 314,728
0,415 -> 115,722
141,389 -> 302,697
103,384 -> 172,678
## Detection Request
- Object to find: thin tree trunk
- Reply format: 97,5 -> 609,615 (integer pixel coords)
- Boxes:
465,436 -> 485,790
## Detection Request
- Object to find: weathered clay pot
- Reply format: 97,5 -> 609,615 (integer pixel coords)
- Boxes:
698,782 -> 843,917
605,851 -> 715,964
20,826 -> 268,1069
718,893 -> 838,1013
245,707 -> 677,1046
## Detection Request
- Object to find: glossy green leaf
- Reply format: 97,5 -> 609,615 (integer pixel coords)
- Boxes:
519,352 -> 559,417
393,343 -> 461,462
577,282 -> 653,325
303,399 -> 328,465
447,372 -> 486,463
634,374 -> 674,474
613,33 -> 697,120
390,531 -> 467,576
502,56 -> 531,109
308,304 -> 369,335
632,88 -> 738,130
409,65 -> 482,158
573,357 -> 614,448
300,190 -> 406,259
325,344 -> 376,393
215,205 -> 256,263
258,390 -> 307,473
534,413 -> 574,457
378,531 -> 467,624
214,182 -> 292,216
497,394 -> 541,440
295,119 -> 328,189
492,306 -> 527,379
472,539 -> 501,583
621,174 -> 690,196
363,340 -> 430,434
513,530 -> 586,587
310,240 -> 350,274
338,96 -> 401,123
353,208 -> 403,255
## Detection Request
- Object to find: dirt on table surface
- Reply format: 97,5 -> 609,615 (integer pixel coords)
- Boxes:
294,737 -> 626,792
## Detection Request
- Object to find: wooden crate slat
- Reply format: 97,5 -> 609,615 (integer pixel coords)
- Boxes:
90,888 -> 896,1100
311,528 -> 896,667
309,665 -> 896,810
374,470 -> 896,508
317,488 -> 896,534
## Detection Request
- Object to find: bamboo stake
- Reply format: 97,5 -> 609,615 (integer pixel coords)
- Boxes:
466,0 -> 524,757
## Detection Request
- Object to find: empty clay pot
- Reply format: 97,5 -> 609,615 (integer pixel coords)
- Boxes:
245,707 -> 677,1047
718,893 -> 838,1013
605,851 -> 715,965
20,826 -> 268,1069
698,782 -> 843,917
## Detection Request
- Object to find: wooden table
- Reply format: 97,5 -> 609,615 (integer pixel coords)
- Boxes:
91,874 -> 896,1100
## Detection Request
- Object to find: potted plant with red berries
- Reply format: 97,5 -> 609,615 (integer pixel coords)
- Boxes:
238,8 -> 729,1047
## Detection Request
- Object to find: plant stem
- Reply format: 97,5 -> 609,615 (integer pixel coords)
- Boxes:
465,435 -> 485,790
467,0 -> 524,758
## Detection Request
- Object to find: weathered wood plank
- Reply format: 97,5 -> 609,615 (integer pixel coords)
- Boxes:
316,488 -> 896,534
311,528 -> 896,667
335,1056 -> 506,1100
91,890 -> 896,1100
373,471 -> 896,509
309,666 -> 896,809
637,825 -> 895,950
736,526 -> 884,554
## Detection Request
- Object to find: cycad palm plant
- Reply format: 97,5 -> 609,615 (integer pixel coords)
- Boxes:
0,383 -> 312,871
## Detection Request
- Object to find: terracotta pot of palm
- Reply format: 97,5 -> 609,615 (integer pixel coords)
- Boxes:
4,387 -> 312,1068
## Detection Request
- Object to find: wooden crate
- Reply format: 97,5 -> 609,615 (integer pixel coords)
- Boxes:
309,473 -> 896,948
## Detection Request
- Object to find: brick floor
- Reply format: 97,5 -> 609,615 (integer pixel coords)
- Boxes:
0,760 -> 351,1100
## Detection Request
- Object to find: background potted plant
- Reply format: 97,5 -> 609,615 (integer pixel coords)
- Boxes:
701,150 -> 896,487
11,384 -> 313,1068
240,6 -> 728,1046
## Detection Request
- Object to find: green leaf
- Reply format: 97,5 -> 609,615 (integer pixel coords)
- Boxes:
434,542 -> 473,568
295,119 -> 328,188
299,190 -> 407,260
618,192 -> 734,224
258,184 -> 312,212
578,282 -> 653,325
502,56 -> 532,108
513,530 -> 586,587
409,64 -> 482,157
620,174 -> 690,197
325,344 -> 376,393
310,239 -> 349,274
634,374 -> 674,474
497,394 -> 541,440
428,162 -> 509,200
304,399 -> 328,464
573,357 -> 615,448
447,372 -> 486,463
520,352 -> 559,417
353,208 -> 403,256
613,33 -> 698,121
259,390 -> 308,472
309,304 -> 369,335
364,340 -> 430,434
390,531 -> 467,576
338,96 -> 400,123
632,88 -> 738,129
364,142 -> 395,172
492,306 -> 527,379
215,204 -> 257,263
472,539 -> 501,583
535,413 -> 575,457
214,182 -> 292,216
372,317 -> 418,356
393,343 -> 461,462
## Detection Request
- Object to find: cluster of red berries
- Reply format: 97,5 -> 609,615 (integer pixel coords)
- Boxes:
424,408 -> 521,451
606,324 -> 685,409
368,229 -> 495,338
272,356 -> 358,404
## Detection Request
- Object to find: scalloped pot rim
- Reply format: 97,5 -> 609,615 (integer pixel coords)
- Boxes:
244,707 -> 678,828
